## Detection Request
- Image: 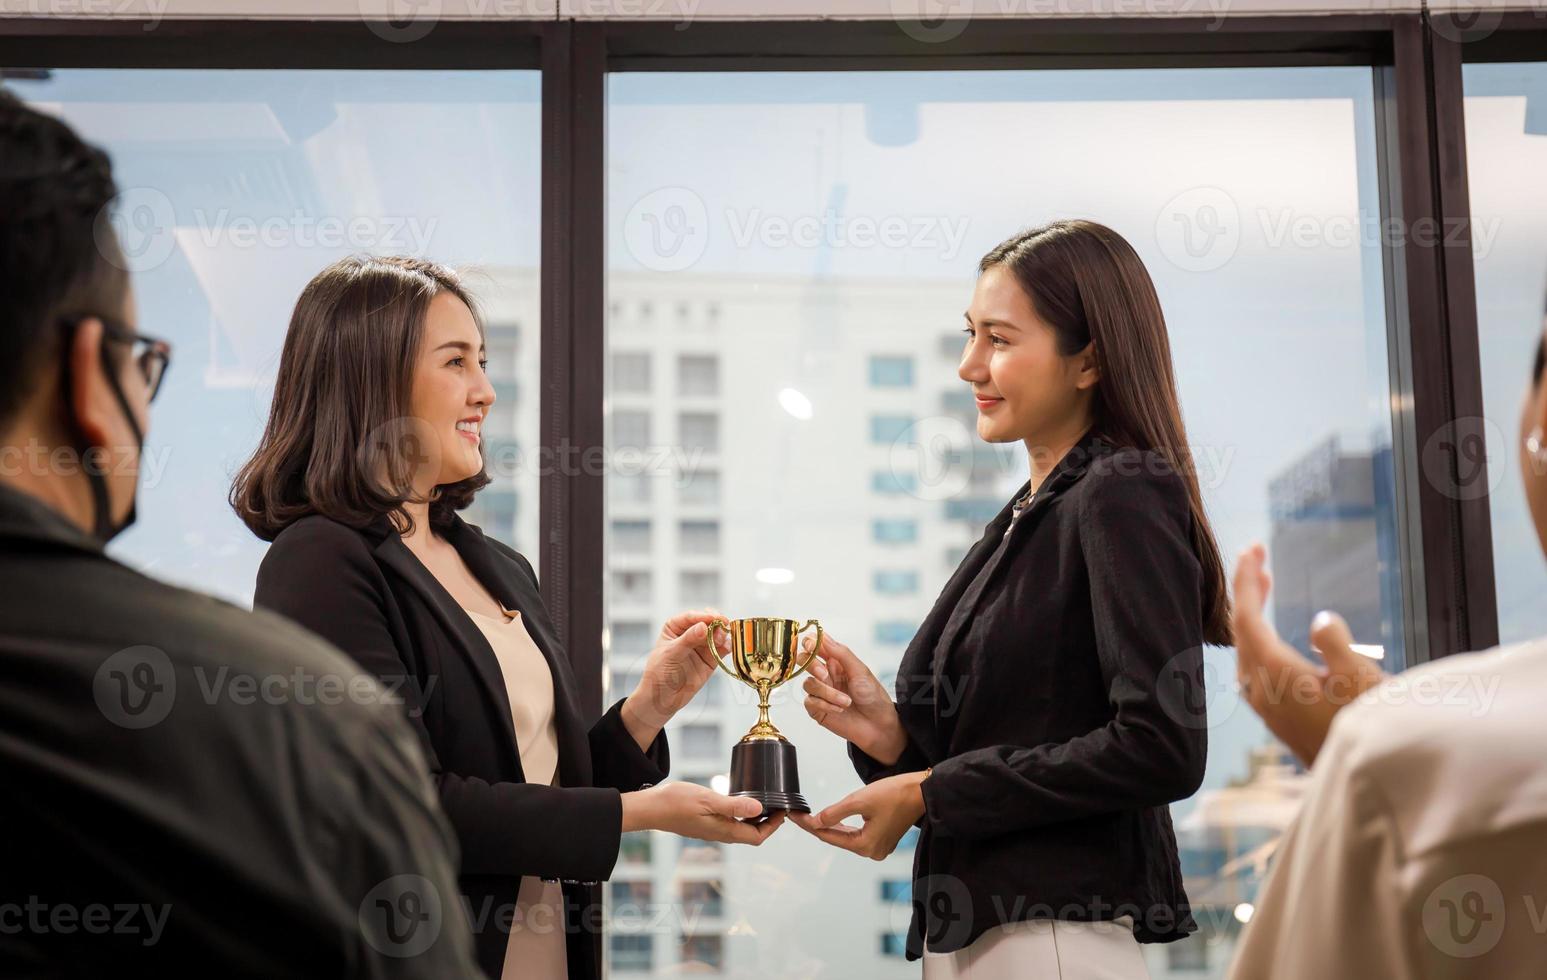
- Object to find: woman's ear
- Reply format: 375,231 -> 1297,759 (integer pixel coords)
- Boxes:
1075,342 -> 1101,390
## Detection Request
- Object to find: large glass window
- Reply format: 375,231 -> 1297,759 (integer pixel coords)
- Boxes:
17,70 -> 543,604
605,68 -> 1405,979
1463,61 -> 1547,644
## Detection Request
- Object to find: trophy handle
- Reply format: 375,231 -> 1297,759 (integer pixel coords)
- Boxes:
787,620 -> 823,682
706,617 -> 741,681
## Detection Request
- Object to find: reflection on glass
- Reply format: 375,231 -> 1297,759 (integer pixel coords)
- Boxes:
606,68 -> 1404,979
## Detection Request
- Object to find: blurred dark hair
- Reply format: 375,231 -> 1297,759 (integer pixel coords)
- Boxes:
230,255 -> 490,542
980,219 -> 1232,646
0,87 -> 130,428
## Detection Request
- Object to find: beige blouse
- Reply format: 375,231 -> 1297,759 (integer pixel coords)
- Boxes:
463,604 -> 567,980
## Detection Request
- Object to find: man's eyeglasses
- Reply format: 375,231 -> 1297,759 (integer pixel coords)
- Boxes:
61,314 -> 173,403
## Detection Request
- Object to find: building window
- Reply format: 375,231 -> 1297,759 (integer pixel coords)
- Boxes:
478,488 -> 517,539
880,932 -> 910,958
679,412 -> 720,453
680,935 -> 724,972
612,409 -> 651,450
940,387 -> 977,426
679,354 -> 719,396
619,832 -> 652,866
869,355 -> 914,387
873,570 -> 919,595
680,880 -> 724,919
680,468 -> 721,505
1167,936 -> 1210,972
680,839 -> 723,865
872,471 -> 918,495
609,934 -> 653,973
612,351 -> 651,394
609,473 -> 653,506
610,669 -> 643,702
680,570 -> 721,606
610,621 -> 653,657
610,880 -> 654,907
872,519 -> 918,544
879,879 -> 911,903
679,520 -> 721,554
870,414 -> 915,445
944,497 -> 1001,524
611,570 -> 653,605
875,621 -> 916,646
611,520 -> 652,555
679,724 -> 720,758
485,326 -> 520,379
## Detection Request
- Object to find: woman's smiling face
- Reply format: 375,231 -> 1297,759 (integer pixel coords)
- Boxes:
407,291 -> 495,491
958,264 -> 1098,447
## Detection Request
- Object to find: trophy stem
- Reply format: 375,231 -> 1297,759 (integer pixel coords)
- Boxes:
741,683 -> 782,741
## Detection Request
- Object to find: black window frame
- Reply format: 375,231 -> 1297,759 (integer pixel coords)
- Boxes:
0,10 -> 1501,718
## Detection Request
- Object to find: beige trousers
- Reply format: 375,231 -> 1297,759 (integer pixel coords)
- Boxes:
922,917 -> 1150,980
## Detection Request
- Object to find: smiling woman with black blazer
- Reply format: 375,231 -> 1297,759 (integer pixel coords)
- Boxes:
231,256 -> 780,980
792,221 -> 1233,980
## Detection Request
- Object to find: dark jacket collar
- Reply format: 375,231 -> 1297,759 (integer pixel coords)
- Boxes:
362,508 -> 588,783
987,427 -> 1116,534
0,482 -> 105,556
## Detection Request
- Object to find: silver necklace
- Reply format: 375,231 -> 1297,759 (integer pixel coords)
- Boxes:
1003,486 -> 1037,540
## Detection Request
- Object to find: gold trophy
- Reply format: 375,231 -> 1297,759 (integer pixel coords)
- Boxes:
707,616 -> 823,817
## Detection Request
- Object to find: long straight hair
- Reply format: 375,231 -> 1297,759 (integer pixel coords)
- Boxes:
981,220 -> 1232,646
230,255 -> 490,542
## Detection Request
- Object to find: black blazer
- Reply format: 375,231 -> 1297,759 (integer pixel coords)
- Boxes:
254,511 -> 669,980
851,428 -> 1208,959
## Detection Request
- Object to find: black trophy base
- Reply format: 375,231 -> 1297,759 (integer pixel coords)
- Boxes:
729,737 -> 810,820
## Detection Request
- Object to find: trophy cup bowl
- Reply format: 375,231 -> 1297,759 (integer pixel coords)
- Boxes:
707,616 -> 823,819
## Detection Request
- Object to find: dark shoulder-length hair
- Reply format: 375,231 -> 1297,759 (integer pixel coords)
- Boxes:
230,254 -> 491,542
980,220 -> 1233,646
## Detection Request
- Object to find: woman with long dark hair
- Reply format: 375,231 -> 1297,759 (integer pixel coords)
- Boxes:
232,256 -> 781,980
793,220 -> 1230,979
